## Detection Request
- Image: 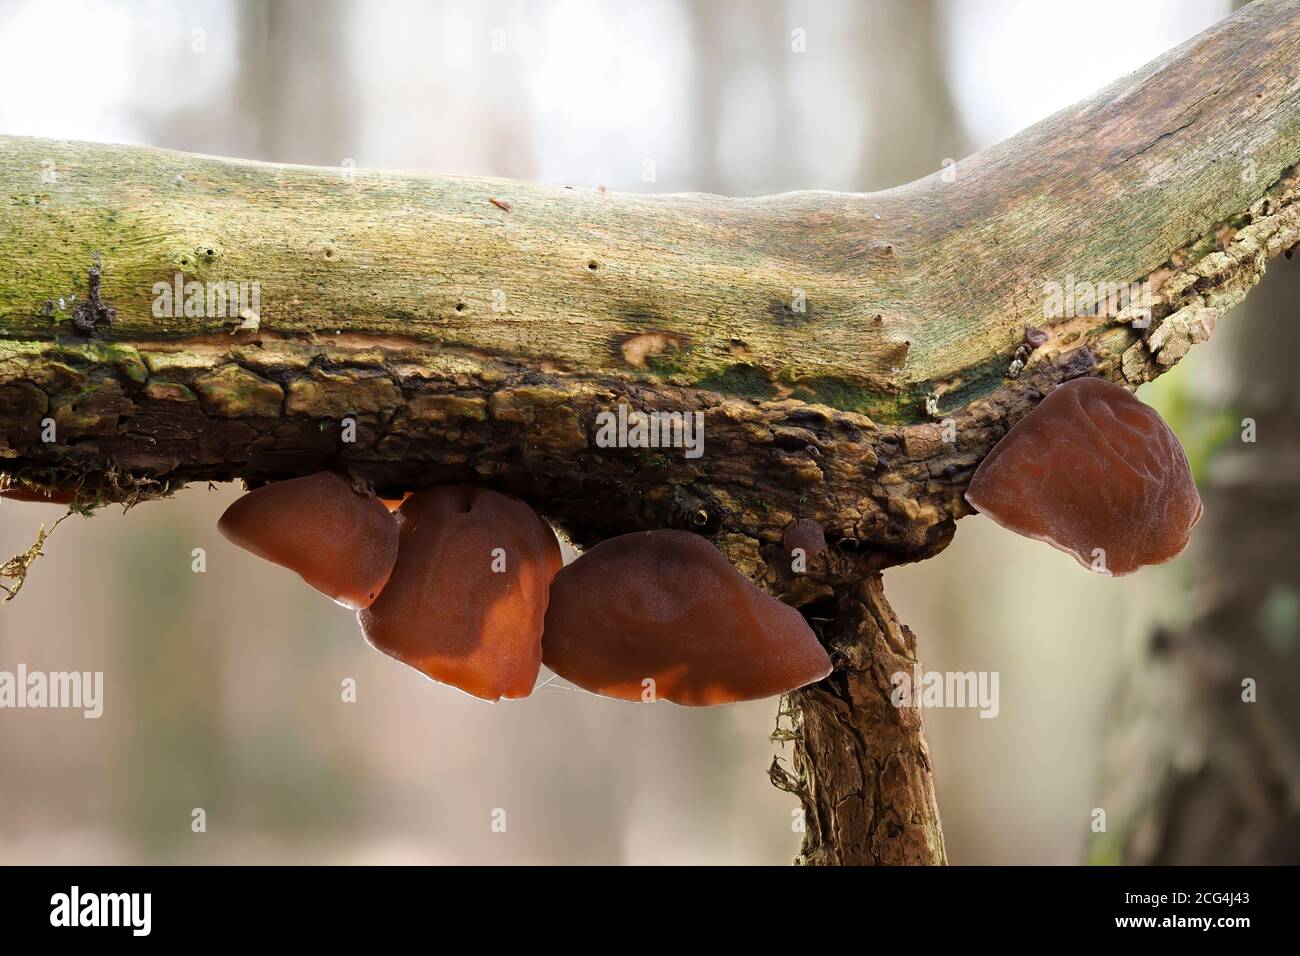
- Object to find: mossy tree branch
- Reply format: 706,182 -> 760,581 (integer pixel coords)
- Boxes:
2,0 -> 1299,866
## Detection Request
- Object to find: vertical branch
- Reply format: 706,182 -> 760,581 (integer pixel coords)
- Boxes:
775,574 -> 947,865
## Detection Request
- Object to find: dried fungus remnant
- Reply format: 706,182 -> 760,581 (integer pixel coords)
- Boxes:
620,331 -> 681,368
218,471 -> 398,609
965,377 -> 1202,576
71,261 -> 115,336
542,530 -> 831,705
358,486 -> 562,702
783,518 -> 827,560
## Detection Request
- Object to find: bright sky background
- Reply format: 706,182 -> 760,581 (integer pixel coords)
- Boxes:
943,0 -> 1229,147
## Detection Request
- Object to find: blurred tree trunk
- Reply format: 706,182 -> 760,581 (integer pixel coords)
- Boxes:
853,0 -> 966,191
232,0 -> 359,165
1093,255 -> 1300,865
687,0 -> 728,195
687,0 -> 798,196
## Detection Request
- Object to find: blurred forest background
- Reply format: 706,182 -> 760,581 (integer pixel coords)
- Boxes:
2,0 -> 1295,865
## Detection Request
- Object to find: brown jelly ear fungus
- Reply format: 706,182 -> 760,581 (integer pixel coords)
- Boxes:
0,481 -> 76,504
218,471 -> 399,609
965,376 -> 1202,577
357,486 -> 562,702
542,529 -> 831,706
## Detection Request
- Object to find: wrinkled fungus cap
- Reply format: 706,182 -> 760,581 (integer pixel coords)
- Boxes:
218,471 -> 399,608
357,486 -> 562,702
965,377 -> 1202,576
542,529 -> 831,705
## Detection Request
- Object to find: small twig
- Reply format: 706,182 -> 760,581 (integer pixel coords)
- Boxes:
768,755 -> 808,799
0,510 -> 72,603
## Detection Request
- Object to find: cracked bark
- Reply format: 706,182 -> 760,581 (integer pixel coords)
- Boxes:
3,1 -> 1300,865
773,575 -> 945,864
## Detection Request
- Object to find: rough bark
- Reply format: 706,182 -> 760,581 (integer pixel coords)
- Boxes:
772,574 -> 946,864
3,1 -> 1300,865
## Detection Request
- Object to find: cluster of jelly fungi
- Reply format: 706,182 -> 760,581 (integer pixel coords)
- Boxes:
5,374 -> 1204,699
210,473 -> 827,705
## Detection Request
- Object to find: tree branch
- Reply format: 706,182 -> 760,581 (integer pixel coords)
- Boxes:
2,2 -> 1298,544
